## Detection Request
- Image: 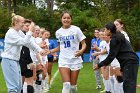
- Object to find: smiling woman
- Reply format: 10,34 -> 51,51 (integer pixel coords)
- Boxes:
47,11 -> 87,93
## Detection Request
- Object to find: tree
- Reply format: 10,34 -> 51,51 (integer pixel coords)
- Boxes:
13,0 -> 17,13
7,0 -> 11,16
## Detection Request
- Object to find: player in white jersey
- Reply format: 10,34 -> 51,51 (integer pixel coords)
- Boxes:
29,26 -> 48,93
92,31 -> 111,93
47,11 -> 86,93
105,35 -> 122,93
36,30 -> 50,92
1,14 -> 46,93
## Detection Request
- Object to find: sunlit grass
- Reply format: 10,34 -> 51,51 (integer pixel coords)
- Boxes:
0,62 -> 140,93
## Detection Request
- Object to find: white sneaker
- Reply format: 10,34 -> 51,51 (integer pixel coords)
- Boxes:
96,85 -> 101,89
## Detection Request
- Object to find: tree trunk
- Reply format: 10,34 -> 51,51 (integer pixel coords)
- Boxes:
33,0 -> 35,5
7,0 -> 11,16
45,0 -> 54,15
13,0 -> 17,13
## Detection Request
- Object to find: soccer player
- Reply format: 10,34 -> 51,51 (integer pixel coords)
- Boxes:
47,11 -> 86,93
36,30 -> 50,92
19,19 -> 35,93
45,31 -> 57,86
29,26 -> 46,93
1,14 -> 46,93
94,22 -> 139,93
92,30 -> 111,93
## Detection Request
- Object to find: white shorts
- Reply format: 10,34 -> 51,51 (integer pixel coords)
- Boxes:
111,58 -> 120,69
42,56 -> 48,64
58,63 -> 83,71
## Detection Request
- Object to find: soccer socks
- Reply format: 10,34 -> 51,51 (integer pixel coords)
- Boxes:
27,85 -> 34,93
35,74 -> 42,93
119,82 -> 124,93
62,82 -> 77,93
109,76 -> 115,93
116,76 -> 123,83
104,79 -> 110,92
23,82 -> 34,93
62,82 -> 71,93
71,85 -> 77,93
23,82 -> 27,93
114,76 -> 124,93
35,84 -> 42,93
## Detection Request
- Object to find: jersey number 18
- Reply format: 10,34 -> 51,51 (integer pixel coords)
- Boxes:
64,41 -> 71,48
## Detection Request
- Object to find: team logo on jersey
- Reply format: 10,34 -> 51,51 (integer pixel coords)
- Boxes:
59,35 -> 74,41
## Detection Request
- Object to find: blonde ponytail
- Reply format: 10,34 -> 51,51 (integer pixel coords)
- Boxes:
11,13 -> 23,27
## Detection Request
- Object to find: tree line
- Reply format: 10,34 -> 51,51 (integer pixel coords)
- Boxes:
0,0 -> 139,51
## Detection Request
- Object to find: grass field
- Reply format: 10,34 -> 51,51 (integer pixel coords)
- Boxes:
0,62 -> 140,93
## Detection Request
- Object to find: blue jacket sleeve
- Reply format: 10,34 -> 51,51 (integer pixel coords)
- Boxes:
89,39 -> 93,58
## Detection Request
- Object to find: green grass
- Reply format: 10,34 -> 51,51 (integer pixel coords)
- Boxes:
0,62 -> 140,93
49,62 -> 140,93
0,62 -> 7,92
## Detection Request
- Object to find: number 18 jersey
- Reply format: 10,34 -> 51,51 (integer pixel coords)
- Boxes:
56,25 -> 86,64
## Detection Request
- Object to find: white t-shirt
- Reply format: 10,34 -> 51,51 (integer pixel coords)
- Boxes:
56,25 -> 86,64
98,40 -> 108,62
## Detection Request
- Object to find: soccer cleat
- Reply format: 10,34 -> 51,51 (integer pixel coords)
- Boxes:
96,85 -> 101,89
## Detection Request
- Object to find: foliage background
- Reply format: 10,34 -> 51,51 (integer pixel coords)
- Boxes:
0,0 -> 139,51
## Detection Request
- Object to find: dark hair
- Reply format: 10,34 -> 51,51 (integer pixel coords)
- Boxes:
105,22 -> 116,34
60,11 -> 72,19
24,19 -> 32,24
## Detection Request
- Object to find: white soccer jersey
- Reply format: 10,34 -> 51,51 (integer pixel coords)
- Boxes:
35,37 -> 49,63
98,40 -> 108,62
30,37 -> 49,64
35,37 -> 49,47
56,25 -> 86,64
